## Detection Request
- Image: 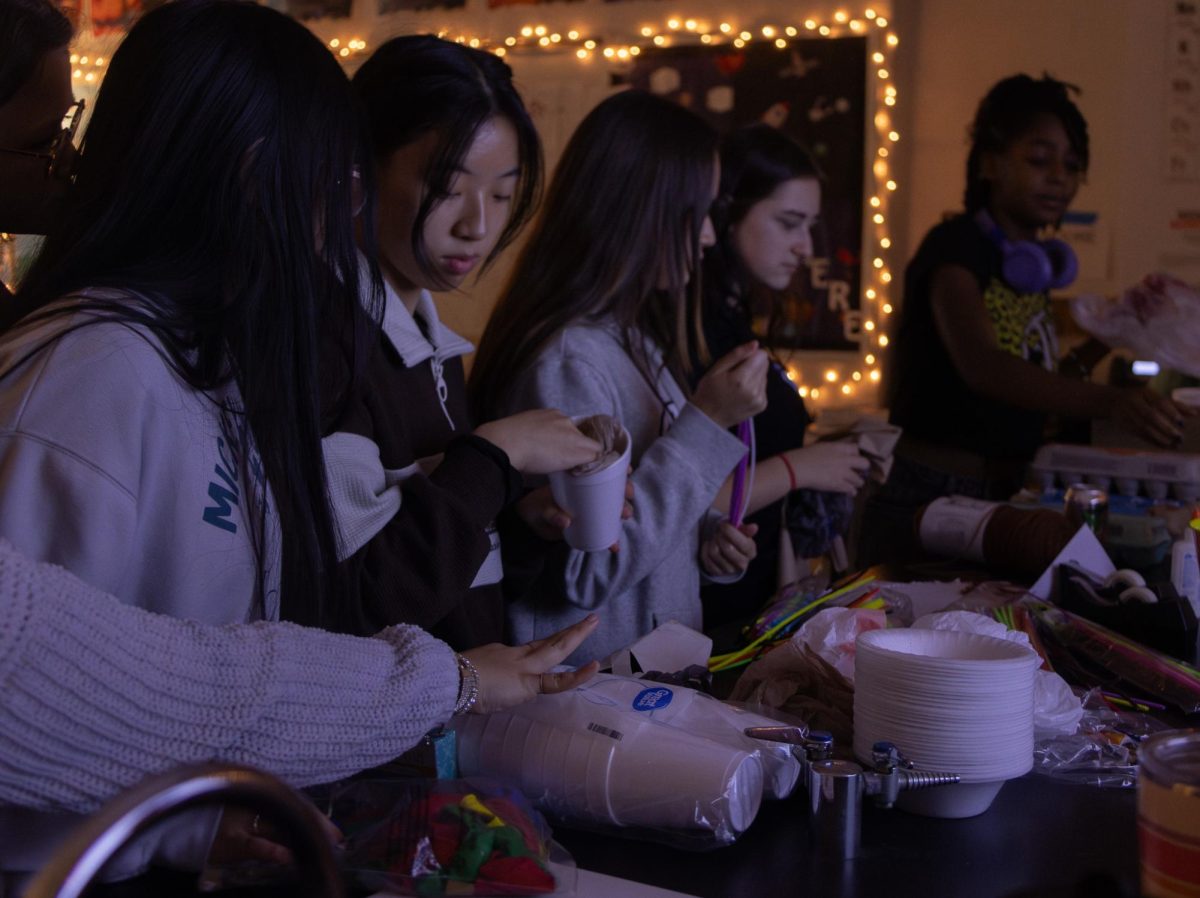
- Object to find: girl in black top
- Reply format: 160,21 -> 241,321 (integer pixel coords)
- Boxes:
699,124 -> 869,625
862,74 -> 1190,565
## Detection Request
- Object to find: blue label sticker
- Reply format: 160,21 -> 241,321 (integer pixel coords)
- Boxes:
632,687 -> 673,711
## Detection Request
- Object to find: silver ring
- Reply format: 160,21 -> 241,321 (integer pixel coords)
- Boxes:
251,813 -> 262,836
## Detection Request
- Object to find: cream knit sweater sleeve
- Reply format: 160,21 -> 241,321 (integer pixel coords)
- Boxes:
0,540 -> 459,815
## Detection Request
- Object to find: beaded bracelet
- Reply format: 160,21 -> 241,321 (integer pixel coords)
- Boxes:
454,653 -> 480,715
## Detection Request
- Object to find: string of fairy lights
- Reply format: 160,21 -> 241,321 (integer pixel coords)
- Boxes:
60,6 -> 898,408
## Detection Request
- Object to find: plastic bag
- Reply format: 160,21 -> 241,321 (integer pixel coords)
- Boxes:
911,610 -> 1083,737
311,777 -> 567,896
728,640 -> 856,751
1071,273 -> 1200,378
1032,688 -> 1174,788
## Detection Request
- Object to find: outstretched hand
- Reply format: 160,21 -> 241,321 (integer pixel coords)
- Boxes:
463,614 -> 601,715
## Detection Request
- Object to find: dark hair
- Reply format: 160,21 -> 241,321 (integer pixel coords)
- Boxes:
703,124 -> 821,359
351,34 -> 541,288
964,73 -> 1089,212
0,0 -> 72,105
470,90 -> 717,421
13,0 -> 382,627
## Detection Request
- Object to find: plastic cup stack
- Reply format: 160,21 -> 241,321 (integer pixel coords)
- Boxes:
454,709 -> 764,835
853,628 -> 1041,818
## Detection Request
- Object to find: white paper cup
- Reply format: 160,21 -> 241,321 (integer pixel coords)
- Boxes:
604,720 -> 764,832
548,422 -> 632,552
455,713 -> 617,823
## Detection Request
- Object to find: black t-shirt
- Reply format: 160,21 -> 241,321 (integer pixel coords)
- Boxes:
887,214 -> 1058,462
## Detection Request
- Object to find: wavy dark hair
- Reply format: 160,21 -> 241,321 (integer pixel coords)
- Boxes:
469,90 -> 717,421
702,123 -> 821,362
0,0 -> 72,105
352,34 -> 541,289
964,73 -> 1089,213
10,0 -> 383,627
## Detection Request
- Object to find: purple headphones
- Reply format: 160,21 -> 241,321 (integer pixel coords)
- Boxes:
976,209 -> 1078,294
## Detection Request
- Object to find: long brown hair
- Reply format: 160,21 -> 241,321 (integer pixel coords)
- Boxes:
469,90 -> 717,421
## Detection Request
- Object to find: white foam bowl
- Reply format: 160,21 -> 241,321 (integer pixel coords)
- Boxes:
893,780 -> 1006,818
857,628 -> 1040,674
852,628 -> 1039,810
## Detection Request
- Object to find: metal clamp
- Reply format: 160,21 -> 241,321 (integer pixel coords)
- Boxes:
745,729 -> 961,860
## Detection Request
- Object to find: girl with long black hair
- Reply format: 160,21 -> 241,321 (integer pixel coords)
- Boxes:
0,0 -> 380,879
1,0 -> 375,629
0,1 -> 599,881
321,35 -> 601,648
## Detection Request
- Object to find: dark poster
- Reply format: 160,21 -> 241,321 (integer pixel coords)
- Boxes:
380,0 -> 465,12
627,38 -> 867,351
286,0 -> 352,19
486,0 -> 580,7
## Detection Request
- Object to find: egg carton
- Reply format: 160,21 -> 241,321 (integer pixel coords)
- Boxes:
1031,443 -> 1200,502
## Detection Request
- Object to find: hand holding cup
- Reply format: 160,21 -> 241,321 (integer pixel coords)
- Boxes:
474,409 -> 602,475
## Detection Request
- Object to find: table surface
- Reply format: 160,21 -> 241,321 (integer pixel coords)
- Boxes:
83,759 -> 1152,897
86,772 -> 1139,898
555,774 -> 1139,898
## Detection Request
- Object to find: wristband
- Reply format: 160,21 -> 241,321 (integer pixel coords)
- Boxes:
778,453 -> 798,493
454,653 -> 480,715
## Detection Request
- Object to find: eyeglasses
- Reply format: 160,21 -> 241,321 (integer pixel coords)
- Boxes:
0,99 -> 86,180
